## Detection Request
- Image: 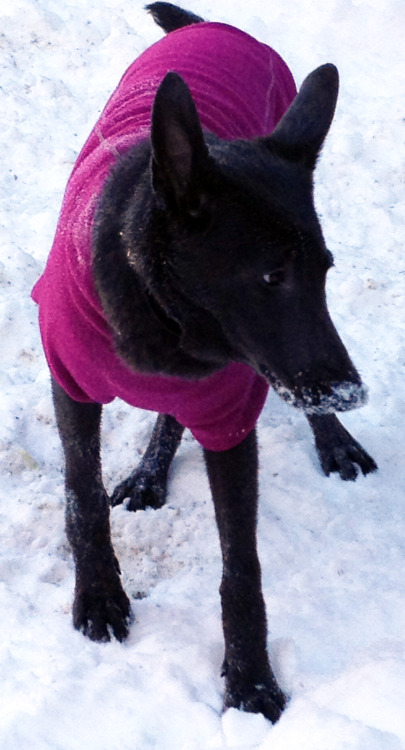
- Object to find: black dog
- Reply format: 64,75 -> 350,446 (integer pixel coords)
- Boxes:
37,3 -> 376,723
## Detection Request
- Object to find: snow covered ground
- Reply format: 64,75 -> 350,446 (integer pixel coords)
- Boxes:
1,0 -> 404,747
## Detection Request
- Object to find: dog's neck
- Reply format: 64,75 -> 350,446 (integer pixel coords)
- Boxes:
96,264 -> 233,379
92,148 -> 234,379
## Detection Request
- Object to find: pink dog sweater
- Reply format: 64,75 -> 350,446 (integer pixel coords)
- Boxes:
32,22 -> 296,451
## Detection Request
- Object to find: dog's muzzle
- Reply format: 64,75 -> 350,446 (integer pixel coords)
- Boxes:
261,369 -> 368,414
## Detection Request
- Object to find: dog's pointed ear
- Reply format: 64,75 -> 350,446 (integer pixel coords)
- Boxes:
151,72 -> 210,213
267,64 -> 339,169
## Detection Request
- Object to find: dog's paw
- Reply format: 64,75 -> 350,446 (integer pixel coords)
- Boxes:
73,583 -> 131,642
223,679 -> 286,724
110,469 -> 167,511
222,664 -> 287,724
318,440 -> 377,481
309,414 -> 377,481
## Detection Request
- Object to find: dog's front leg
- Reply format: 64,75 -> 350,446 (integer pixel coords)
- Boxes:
204,430 -> 286,723
307,413 -> 377,481
52,377 -> 130,641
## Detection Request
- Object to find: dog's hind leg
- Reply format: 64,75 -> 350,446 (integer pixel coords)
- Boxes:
204,429 -> 286,722
52,377 -> 131,641
110,413 -> 184,511
307,413 -> 377,480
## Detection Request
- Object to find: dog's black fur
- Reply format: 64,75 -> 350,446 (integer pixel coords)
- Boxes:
50,3 -> 376,722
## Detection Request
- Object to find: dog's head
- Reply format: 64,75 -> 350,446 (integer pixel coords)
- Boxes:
135,66 -> 367,414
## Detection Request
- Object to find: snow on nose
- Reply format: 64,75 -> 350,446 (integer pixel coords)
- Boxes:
265,373 -> 368,414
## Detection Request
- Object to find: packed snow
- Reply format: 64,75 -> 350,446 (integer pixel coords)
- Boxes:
1,0 -> 404,748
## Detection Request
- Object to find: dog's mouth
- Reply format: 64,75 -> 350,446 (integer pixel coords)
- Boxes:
260,368 -> 368,414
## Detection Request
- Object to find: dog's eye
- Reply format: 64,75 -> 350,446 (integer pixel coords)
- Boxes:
262,270 -> 284,287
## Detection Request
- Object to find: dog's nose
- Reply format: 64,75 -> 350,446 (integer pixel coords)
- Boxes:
262,367 -> 368,414
295,379 -> 368,414
291,361 -> 368,413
